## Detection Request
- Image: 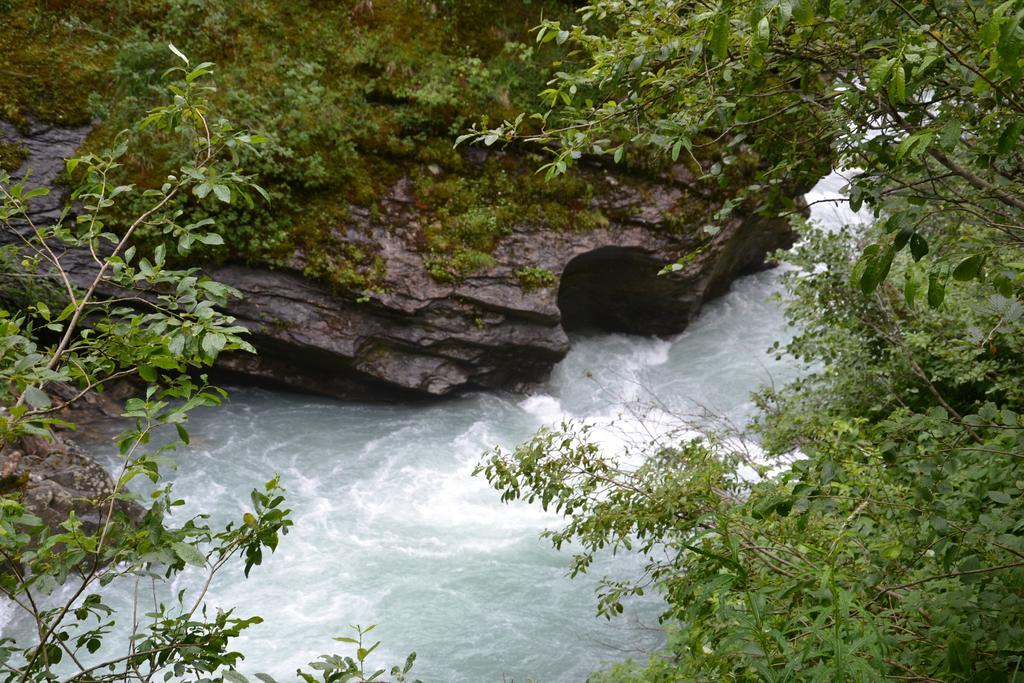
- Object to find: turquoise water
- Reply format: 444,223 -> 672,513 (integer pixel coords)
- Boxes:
1,174 -> 863,682
94,267 -> 796,682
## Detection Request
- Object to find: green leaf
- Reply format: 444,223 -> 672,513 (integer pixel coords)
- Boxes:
212,184 -> 232,204
888,62 -> 906,104
994,275 -> 1014,297
988,490 -> 1013,505
167,334 -> 186,357
849,244 -> 877,290
755,16 -> 771,54
913,53 -> 941,80
198,233 -> 225,246
223,671 -> 249,683
185,67 -> 212,83
711,13 -> 730,61
927,272 -> 946,307
778,0 -> 793,29
869,58 -> 894,93
202,332 -> 227,357
793,0 -> 815,24
904,262 -> 927,307
939,120 -> 961,151
859,244 -> 895,294
894,228 -> 912,252
909,232 -> 928,261
22,386 -> 51,410
168,43 -> 189,64
946,634 -> 970,672
897,131 -> 933,162
848,185 -> 863,212
14,354 -> 44,375
904,273 -> 919,307
997,8 -> 1024,63
997,119 -> 1024,154
952,254 -> 984,281
910,132 -> 932,160
172,542 -> 207,567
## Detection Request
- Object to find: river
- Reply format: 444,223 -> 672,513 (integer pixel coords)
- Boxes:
3,173 -> 863,682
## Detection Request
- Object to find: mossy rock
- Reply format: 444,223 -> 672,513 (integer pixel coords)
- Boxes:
0,140 -> 29,172
2,0 -> 733,292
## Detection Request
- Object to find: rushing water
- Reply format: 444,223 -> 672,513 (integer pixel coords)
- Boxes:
2,174 -> 864,682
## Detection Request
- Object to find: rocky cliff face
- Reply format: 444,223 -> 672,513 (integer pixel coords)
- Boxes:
213,163 -> 796,397
3,121 -> 798,400
0,119 -> 91,223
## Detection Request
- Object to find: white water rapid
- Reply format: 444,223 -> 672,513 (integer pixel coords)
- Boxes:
2,173 -> 865,682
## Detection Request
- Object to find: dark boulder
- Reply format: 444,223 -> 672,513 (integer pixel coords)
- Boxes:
0,431 -> 144,536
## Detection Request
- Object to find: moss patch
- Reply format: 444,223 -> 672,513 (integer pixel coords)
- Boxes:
2,0 -> 710,290
514,266 -> 557,290
412,154 -> 609,281
0,1 -> 117,128
0,141 -> 29,172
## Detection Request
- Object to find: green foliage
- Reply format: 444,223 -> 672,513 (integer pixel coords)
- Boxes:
470,2 -> 1024,679
465,0 -> 1024,303
0,52 -> 416,683
514,266 -> 558,290
219,624 -> 420,683
0,245 -> 65,314
414,156 -> 607,281
2,0 -> 585,291
0,0 -> 110,128
482,357 -> 1024,680
479,213 -> 1024,679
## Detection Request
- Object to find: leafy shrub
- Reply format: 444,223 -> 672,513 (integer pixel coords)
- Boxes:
0,51 -> 418,683
514,266 -> 557,290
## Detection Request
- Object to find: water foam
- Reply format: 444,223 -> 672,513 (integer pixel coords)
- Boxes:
3,173 -> 856,682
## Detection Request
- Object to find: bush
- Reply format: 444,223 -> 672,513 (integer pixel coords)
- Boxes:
0,50 -> 418,683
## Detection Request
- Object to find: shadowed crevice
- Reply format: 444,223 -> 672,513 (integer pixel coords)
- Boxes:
557,247 -> 690,336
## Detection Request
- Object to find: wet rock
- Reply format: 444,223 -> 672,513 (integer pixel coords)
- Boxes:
0,118 -> 91,224
0,432 -> 144,536
3,120 -> 801,399
214,165 -> 799,398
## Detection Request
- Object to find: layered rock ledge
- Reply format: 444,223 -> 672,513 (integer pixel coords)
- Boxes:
213,167 -> 796,398
3,121 -> 798,400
